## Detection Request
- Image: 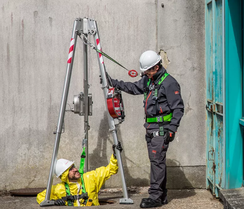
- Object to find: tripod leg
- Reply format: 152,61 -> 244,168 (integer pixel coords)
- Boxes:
40,19 -> 81,206
91,19 -> 133,204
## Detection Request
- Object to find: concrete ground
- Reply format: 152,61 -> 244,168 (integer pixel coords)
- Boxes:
220,188 -> 244,209
0,188 -> 223,209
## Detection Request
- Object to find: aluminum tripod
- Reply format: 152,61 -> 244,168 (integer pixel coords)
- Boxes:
40,18 -> 133,207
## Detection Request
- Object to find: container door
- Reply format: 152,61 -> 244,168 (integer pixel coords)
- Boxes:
225,0 -> 243,189
205,0 -> 224,197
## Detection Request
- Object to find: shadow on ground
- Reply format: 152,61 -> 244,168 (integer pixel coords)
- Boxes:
166,159 -> 196,200
89,112 -> 196,202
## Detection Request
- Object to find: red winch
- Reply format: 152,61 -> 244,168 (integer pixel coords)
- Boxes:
107,87 -> 125,120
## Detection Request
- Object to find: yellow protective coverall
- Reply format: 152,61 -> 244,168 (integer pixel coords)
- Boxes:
37,155 -> 118,206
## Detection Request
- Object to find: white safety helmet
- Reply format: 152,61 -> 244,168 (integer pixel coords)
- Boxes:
139,50 -> 162,72
54,159 -> 74,177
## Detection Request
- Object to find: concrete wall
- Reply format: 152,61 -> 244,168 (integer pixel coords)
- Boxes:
0,0 -> 205,191
157,1 -> 206,188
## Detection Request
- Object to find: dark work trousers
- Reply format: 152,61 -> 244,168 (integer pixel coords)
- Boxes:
145,128 -> 169,201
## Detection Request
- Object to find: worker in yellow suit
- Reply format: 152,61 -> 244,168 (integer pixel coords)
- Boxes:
37,143 -> 122,206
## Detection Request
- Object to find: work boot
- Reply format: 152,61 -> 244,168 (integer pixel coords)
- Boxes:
161,189 -> 168,204
142,197 -> 167,205
161,197 -> 168,205
141,198 -> 149,203
140,198 -> 162,208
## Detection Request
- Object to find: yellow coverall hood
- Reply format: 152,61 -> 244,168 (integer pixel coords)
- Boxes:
37,155 -> 118,206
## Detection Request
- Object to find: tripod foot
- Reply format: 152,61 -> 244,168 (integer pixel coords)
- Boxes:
119,198 -> 134,204
40,200 -> 55,207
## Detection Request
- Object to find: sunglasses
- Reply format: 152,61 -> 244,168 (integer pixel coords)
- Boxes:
69,165 -> 76,171
144,67 -> 155,74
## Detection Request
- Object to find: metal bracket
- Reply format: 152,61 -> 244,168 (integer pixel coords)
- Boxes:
206,100 -> 223,116
208,149 -> 215,161
156,116 -> 162,122
206,100 -> 214,112
76,18 -> 97,36
215,102 -> 223,116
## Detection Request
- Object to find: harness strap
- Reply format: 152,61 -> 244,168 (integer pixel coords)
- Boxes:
79,146 -> 93,206
62,193 -> 88,201
147,72 -> 169,87
79,146 -> 87,194
158,73 -> 169,85
64,146 -> 89,206
146,113 -> 173,123
65,182 -> 74,206
144,73 -> 169,100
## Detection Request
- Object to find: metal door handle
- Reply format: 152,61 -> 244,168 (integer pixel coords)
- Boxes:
206,104 -> 213,112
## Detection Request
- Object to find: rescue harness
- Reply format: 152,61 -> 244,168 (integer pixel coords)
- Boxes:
63,184 -> 88,206
144,72 -> 172,125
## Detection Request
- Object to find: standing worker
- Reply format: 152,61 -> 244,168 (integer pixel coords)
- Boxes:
109,50 -> 184,208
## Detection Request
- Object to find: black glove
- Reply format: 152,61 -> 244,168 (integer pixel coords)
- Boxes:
165,129 -> 175,144
54,199 -> 66,206
113,141 -> 123,159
